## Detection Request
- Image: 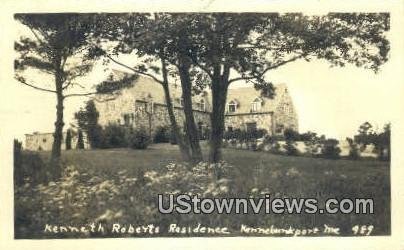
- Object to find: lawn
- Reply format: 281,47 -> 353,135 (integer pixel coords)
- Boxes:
15,143 -> 390,238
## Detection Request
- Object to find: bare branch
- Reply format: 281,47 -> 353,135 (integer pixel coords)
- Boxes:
228,53 -> 308,84
64,92 -> 97,98
106,55 -> 164,85
15,76 -> 56,94
28,26 -> 46,47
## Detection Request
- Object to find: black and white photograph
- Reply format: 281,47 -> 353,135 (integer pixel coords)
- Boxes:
1,0 -> 404,249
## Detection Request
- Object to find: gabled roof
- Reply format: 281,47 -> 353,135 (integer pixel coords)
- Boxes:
226,84 -> 288,114
96,69 -> 291,114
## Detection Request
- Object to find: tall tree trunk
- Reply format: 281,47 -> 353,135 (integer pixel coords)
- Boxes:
178,55 -> 203,163
209,80 -> 228,163
49,77 -> 64,178
161,81 -> 192,161
209,63 -> 231,163
160,58 -> 192,162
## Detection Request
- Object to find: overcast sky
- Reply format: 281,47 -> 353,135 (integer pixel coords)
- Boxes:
2,17 -> 401,142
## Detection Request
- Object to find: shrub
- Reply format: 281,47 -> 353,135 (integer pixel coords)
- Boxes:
224,128 -> 267,143
284,141 -> 299,156
248,139 -> 258,151
102,124 -> 128,148
320,139 -> 341,159
269,141 -> 282,154
346,137 -> 360,160
14,142 -> 48,186
75,100 -> 103,149
249,129 -> 267,140
154,126 -> 170,143
284,128 -> 300,141
127,128 -> 150,149
354,122 -> 391,161
76,130 -> 85,149
87,125 -> 104,149
65,129 -> 72,150
303,132 -> 322,157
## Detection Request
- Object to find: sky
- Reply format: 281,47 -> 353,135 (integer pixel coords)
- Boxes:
1,17 -> 401,143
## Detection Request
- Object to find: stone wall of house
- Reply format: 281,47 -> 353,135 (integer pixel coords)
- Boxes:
25,131 -> 89,151
25,133 -> 56,151
134,101 -> 211,137
273,88 -> 298,134
224,113 -> 273,133
94,75 -> 210,129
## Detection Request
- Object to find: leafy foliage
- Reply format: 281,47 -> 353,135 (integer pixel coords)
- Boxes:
75,100 -> 103,148
65,129 -> 72,150
14,149 -> 390,238
101,124 -> 128,148
153,126 -> 171,143
14,148 -> 48,186
354,122 -> 390,161
127,128 -> 150,150
14,14 -> 98,97
76,130 -> 85,149
346,137 -> 360,160
320,139 -> 341,159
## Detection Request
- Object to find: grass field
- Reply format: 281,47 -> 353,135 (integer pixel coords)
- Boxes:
15,143 -> 390,238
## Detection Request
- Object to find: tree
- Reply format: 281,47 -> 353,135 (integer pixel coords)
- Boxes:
15,14 -> 99,177
65,129 -> 72,150
284,128 -> 299,156
91,13 -> 204,162
178,13 -> 389,162
354,122 -> 390,161
302,131 -> 324,157
75,100 -> 103,148
45,13 -> 389,165
346,137 -> 360,160
320,138 -> 341,159
76,129 -> 85,149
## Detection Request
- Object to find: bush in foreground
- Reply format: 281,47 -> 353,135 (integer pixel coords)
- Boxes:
127,128 -> 151,149
153,126 -> 170,143
14,161 -> 235,238
320,139 -> 341,159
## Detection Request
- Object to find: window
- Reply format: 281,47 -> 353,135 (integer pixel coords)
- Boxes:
198,122 -> 204,139
275,124 -> 284,134
227,126 -> 233,132
123,114 -> 131,126
251,97 -> 262,112
146,101 -> 154,114
228,100 -> 237,113
246,122 -> 257,132
197,99 -> 206,111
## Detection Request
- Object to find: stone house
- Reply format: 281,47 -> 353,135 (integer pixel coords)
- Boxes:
224,84 -> 298,135
24,70 -> 298,151
94,70 -> 298,138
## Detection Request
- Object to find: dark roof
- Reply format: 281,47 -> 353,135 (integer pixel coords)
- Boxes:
226,84 -> 288,113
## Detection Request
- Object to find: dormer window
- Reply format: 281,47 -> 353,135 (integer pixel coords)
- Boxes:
251,97 -> 263,112
228,100 -> 238,113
